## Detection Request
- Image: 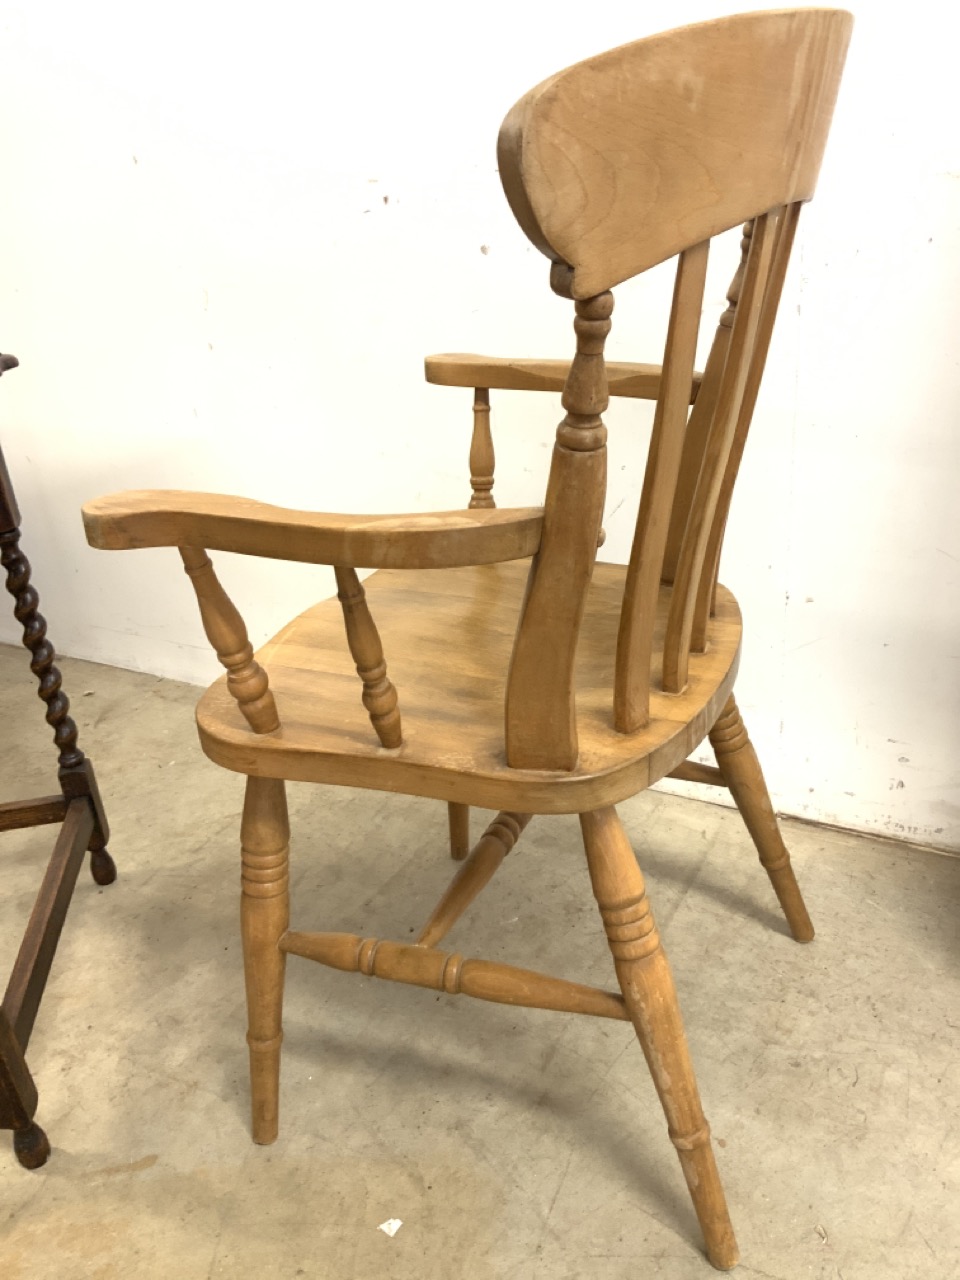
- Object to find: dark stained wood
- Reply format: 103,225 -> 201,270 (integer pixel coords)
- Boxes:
0,795 -> 69,833
3,801 -> 95,1048
0,376 -> 116,1168
0,1007 -> 37,1127
1,528 -> 83,769
60,758 -> 115,885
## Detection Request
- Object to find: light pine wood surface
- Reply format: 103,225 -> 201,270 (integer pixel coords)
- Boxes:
81,11 -> 852,1269
194,562 -> 743,814
84,492 -> 544,569
425,354 -> 702,401
497,9 -> 852,297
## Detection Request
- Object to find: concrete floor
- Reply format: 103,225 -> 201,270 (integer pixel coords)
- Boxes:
0,643 -> 958,1280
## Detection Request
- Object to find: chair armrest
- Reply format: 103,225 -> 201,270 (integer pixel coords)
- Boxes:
425,353 -> 701,402
82,491 -> 544,568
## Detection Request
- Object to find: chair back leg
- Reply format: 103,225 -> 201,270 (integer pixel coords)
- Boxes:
709,696 -> 814,942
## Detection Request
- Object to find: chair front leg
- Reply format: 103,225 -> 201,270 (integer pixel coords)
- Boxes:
580,806 -> 738,1272
240,776 -> 290,1144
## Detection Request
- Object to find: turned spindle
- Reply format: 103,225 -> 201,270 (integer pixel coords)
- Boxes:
417,811 -> 530,947
0,510 -> 116,885
505,281 -> 612,770
179,546 -> 279,734
334,566 -> 402,748
1,531 -> 83,770
281,929 -> 628,1022
468,387 -> 496,508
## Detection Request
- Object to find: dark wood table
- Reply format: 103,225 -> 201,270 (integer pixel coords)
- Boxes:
0,352 -> 116,1168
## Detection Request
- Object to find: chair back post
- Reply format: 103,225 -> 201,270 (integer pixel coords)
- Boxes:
504,273 -> 611,770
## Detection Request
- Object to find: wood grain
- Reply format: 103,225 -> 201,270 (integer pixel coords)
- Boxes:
692,203 -> 803,650
195,561 -> 742,814
468,388 -> 495,509
663,212 -> 776,694
180,546 -> 279,734
581,806 -> 738,1269
505,292 -> 612,770
334,566 -> 402,748
281,931 -> 629,1022
425,354 -> 701,402
1,418 -> 115,1170
497,9 -> 852,296
77,12 -> 852,1256
1,530 -> 84,769
240,776 -> 290,1144
416,812 -> 530,947
709,696 -> 814,942
84,492 -> 544,569
0,796 -> 69,833
615,241 -> 709,732
3,800 -> 94,1049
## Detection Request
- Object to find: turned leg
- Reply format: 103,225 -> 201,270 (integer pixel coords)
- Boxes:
580,807 -> 738,1271
240,776 -> 290,1144
447,802 -> 470,861
709,696 -> 814,943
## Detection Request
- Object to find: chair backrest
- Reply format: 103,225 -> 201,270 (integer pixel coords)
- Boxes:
500,10 -> 852,768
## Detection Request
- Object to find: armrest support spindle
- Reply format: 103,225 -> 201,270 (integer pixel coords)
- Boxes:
334,567 -> 402,748
179,546 -> 279,733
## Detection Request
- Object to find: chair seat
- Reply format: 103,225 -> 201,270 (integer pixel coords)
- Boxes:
196,561 -> 742,814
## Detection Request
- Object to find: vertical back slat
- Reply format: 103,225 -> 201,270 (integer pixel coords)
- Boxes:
614,240 -> 709,732
661,225 -> 753,584
505,284 -> 612,770
662,211 -> 778,694
690,202 -> 802,650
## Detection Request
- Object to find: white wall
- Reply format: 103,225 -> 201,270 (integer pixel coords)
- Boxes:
1,2 -> 958,849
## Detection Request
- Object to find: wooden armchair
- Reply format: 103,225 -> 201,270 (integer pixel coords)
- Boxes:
82,11 -> 851,1269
